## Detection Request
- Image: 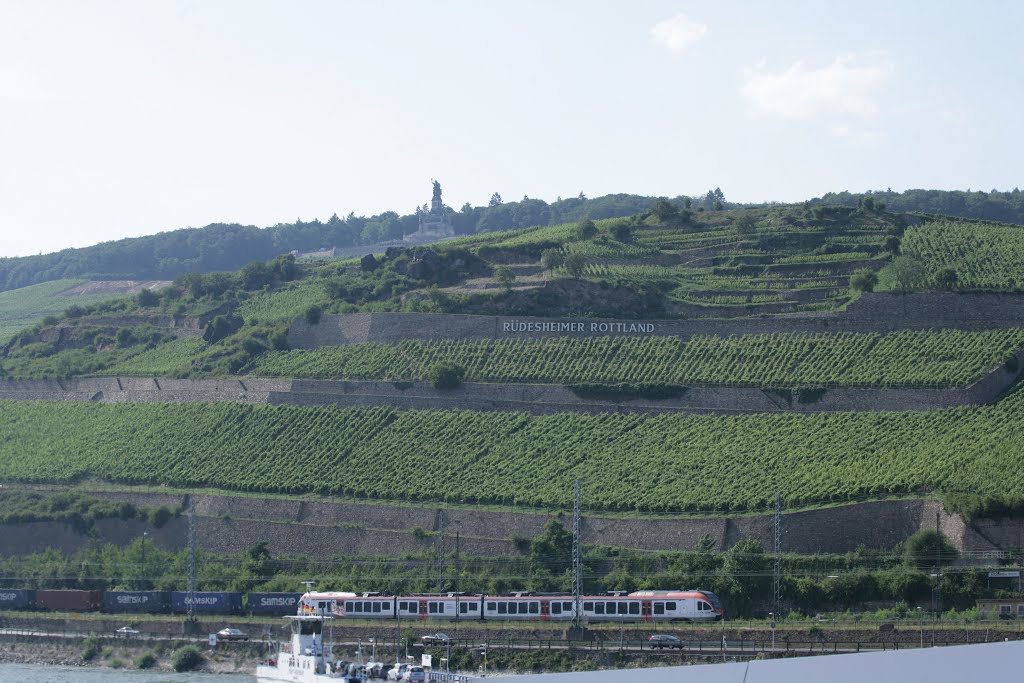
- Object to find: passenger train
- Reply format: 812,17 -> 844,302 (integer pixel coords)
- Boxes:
297,589 -> 724,622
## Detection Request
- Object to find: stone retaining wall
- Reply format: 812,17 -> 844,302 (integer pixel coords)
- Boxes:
4,489 -> 1018,558
2,354 -> 1022,414
287,293 -> 1024,348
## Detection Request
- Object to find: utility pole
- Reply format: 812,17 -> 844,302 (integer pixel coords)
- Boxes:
932,511 -> 940,615
773,493 -> 782,619
455,531 -> 460,631
436,509 -> 446,592
187,497 -> 196,622
572,479 -> 582,630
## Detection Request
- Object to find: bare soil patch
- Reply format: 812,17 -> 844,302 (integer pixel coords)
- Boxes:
58,280 -> 172,296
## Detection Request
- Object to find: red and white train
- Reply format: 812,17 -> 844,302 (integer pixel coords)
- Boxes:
297,589 -> 723,622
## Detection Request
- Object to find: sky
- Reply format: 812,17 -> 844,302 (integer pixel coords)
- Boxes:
1,1 -> 1022,257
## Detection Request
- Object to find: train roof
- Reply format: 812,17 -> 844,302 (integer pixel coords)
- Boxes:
627,590 -> 713,598
300,591 -> 358,599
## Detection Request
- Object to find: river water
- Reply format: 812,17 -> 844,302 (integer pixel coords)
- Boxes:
0,664 -> 256,683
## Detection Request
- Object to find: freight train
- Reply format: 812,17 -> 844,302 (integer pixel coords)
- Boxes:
0,589 -> 300,616
299,589 -> 724,623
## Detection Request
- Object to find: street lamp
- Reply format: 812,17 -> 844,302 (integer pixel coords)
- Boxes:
921,606 -> 929,651
768,612 -> 775,652
140,531 -> 148,590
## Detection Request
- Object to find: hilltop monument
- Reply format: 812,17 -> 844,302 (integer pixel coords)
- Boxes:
407,179 -> 455,241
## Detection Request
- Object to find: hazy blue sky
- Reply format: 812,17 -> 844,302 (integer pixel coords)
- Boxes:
1,1 -> 1021,257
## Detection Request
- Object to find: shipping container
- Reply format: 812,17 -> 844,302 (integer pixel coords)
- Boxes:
170,591 -> 242,614
0,589 -> 34,610
35,590 -> 102,611
103,591 -> 169,613
247,592 -> 302,615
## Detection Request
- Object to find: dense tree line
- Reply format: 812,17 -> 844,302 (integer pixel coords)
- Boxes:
818,188 -> 1024,225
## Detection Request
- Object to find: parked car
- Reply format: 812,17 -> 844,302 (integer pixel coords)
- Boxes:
386,664 -> 409,681
647,634 -> 683,649
404,666 -> 426,683
420,632 -> 450,645
216,627 -> 249,641
115,626 -> 140,638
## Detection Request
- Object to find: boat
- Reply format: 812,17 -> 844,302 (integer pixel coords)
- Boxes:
256,614 -> 367,682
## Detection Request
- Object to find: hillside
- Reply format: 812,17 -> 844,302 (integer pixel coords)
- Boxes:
6,202 -> 1024,621
2,188 -> 1021,296
0,192 -> 665,294
3,205 -> 1024,517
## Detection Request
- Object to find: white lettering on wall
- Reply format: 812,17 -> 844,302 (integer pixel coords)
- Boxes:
501,320 -> 657,336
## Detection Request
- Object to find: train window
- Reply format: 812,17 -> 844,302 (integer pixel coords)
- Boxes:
595,603 -> 605,615
551,602 -> 562,615
617,603 -> 628,615
373,602 -> 382,613
665,602 -> 677,611
583,602 -> 593,611
487,602 -> 496,611
460,603 -> 468,614
498,603 -> 507,615
471,603 -> 478,611
429,602 -> 439,614
530,602 -> 539,614
606,602 -> 616,614
629,602 -> 639,615
345,601 -> 354,612
564,602 -> 573,611
654,602 -> 664,615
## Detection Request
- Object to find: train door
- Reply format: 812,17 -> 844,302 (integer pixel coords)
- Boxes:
540,599 -> 550,622
418,599 -> 429,620
641,600 -> 653,623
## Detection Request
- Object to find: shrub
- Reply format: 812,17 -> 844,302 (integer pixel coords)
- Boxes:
734,214 -> 757,236
171,645 -> 204,672
609,223 -> 632,242
134,651 -> 157,669
304,305 -> 323,325
575,217 -> 597,240
110,658 -> 125,669
850,268 -> 879,293
901,529 -> 958,568
493,266 -> 516,292
563,253 -> 585,277
148,505 -> 175,528
544,247 -> 568,271
81,637 -> 100,661
136,288 -> 160,307
429,363 -> 464,390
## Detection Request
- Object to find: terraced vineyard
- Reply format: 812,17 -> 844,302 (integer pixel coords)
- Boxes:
902,220 -> 1024,289
94,337 -> 205,376
238,280 -> 331,323
3,393 -> 1024,512
250,329 -> 1024,387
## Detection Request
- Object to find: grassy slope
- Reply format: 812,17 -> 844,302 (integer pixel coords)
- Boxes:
2,391 -> 1023,512
0,279 -> 125,344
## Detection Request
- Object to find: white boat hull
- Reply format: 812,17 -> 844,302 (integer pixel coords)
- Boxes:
256,660 -> 366,682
